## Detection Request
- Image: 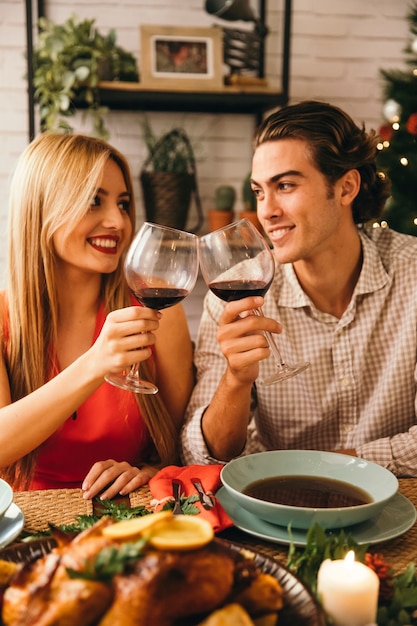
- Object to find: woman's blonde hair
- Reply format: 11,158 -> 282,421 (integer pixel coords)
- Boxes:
3,133 -> 178,488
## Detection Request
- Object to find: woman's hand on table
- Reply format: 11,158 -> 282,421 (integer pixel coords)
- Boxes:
82,459 -> 158,500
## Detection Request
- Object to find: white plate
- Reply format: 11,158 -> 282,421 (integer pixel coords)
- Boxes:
0,478 -> 13,519
217,487 -> 416,547
0,503 -> 25,549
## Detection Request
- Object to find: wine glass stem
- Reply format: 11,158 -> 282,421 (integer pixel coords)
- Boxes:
253,308 -> 286,369
126,362 -> 140,383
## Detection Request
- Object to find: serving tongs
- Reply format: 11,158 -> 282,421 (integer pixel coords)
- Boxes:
191,477 -> 215,510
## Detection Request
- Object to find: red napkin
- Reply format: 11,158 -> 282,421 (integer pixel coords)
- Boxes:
148,464 -> 233,533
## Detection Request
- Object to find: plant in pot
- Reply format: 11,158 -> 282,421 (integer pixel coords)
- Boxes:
207,185 -> 236,232
240,172 -> 263,232
31,15 -> 138,139
140,120 -> 204,233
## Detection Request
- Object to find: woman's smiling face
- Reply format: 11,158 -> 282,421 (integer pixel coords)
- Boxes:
53,158 -> 133,276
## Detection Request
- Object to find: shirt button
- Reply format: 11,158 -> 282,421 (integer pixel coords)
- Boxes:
341,377 -> 350,387
342,424 -> 353,434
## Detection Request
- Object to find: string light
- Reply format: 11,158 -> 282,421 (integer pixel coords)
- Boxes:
400,157 -> 409,166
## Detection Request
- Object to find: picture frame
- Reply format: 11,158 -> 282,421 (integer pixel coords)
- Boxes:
140,25 -> 224,90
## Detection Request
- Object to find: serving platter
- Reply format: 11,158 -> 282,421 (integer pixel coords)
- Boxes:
218,487 -> 416,547
0,536 -> 325,626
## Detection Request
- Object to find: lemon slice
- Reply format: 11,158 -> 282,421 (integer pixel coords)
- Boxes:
148,514 -> 214,551
102,510 -> 173,540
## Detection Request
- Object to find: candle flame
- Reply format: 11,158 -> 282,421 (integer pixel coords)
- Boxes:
344,550 -> 355,564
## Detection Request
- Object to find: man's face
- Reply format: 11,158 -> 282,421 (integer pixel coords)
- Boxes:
251,138 -> 349,266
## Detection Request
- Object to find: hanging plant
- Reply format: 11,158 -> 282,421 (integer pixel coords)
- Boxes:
31,15 -> 139,139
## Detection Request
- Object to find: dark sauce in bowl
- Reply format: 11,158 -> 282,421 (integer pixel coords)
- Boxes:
243,476 -> 373,509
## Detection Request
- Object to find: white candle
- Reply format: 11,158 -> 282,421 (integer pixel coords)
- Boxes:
317,550 -> 380,626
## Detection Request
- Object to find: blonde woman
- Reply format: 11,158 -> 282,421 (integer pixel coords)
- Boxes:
0,133 -> 194,499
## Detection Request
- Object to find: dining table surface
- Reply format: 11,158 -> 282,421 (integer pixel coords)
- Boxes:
8,477 -> 417,575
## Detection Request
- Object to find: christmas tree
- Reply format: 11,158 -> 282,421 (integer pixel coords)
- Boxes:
376,2 -> 417,235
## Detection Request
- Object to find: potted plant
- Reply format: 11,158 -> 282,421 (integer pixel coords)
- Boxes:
240,172 -> 263,232
207,185 -> 236,231
140,120 -> 204,233
31,15 -> 138,139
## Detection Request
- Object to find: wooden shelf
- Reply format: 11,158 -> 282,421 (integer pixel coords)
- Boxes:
26,0 -> 292,136
96,81 -> 287,115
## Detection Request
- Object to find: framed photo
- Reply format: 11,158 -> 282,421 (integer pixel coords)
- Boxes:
140,25 -> 224,90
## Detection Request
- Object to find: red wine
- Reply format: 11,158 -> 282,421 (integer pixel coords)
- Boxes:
208,279 -> 272,302
131,287 -> 188,309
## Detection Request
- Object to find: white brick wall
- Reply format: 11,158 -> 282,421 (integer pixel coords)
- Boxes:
0,0 -> 410,286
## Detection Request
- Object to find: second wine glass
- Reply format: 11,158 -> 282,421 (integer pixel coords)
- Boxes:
105,222 -> 199,394
199,219 -> 309,384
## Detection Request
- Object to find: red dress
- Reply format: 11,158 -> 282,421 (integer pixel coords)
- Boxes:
22,304 -> 151,490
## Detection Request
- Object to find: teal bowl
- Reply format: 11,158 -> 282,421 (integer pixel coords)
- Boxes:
0,479 -> 13,520
220,450 -> 398,530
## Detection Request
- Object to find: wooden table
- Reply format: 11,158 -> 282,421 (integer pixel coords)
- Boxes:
11,478 -> 417,575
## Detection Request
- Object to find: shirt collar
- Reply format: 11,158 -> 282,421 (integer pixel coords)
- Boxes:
276,228 -> 391,310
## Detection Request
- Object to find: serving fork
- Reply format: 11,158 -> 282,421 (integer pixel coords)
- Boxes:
191,477 -> 215,510
171,478 -> 183,515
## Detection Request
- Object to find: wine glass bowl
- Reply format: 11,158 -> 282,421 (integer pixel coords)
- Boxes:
105,222 -> 199,394
199,219 -> 309,385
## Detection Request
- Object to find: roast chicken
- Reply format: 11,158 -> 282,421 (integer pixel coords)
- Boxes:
1,517 -> 283,626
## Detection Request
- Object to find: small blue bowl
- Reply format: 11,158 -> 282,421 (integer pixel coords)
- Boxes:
220,450 -> 398,530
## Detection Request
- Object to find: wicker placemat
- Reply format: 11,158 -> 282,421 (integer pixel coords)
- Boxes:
13,488 -> 155,534
13,489 -> 93,532
11,479 -> 417,575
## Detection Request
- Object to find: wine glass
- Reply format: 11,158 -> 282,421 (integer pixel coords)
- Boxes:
199,219 -> 309,384
105,222 -> 199,394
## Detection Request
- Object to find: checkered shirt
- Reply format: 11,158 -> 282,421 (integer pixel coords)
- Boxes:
180,226 -> 417,476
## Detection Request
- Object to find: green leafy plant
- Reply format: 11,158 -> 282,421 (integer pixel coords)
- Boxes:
214,185 -> 236,211
31,15 -> 139,139
141,118 -> 196,174
242,172 -> 257,211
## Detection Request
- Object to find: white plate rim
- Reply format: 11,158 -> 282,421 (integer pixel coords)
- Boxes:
0,503 -> 25,549
217,487 -> 416,547
0,478 -> 13,518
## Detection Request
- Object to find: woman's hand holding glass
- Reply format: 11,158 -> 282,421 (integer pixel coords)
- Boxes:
105,222 -> 199,394
95,305 -> 161,379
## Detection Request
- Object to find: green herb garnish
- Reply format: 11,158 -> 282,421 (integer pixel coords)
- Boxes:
286,523 -> 368,594
66,536 -> 149,583
20,494 -> 200,542
377,563 -> 417,625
